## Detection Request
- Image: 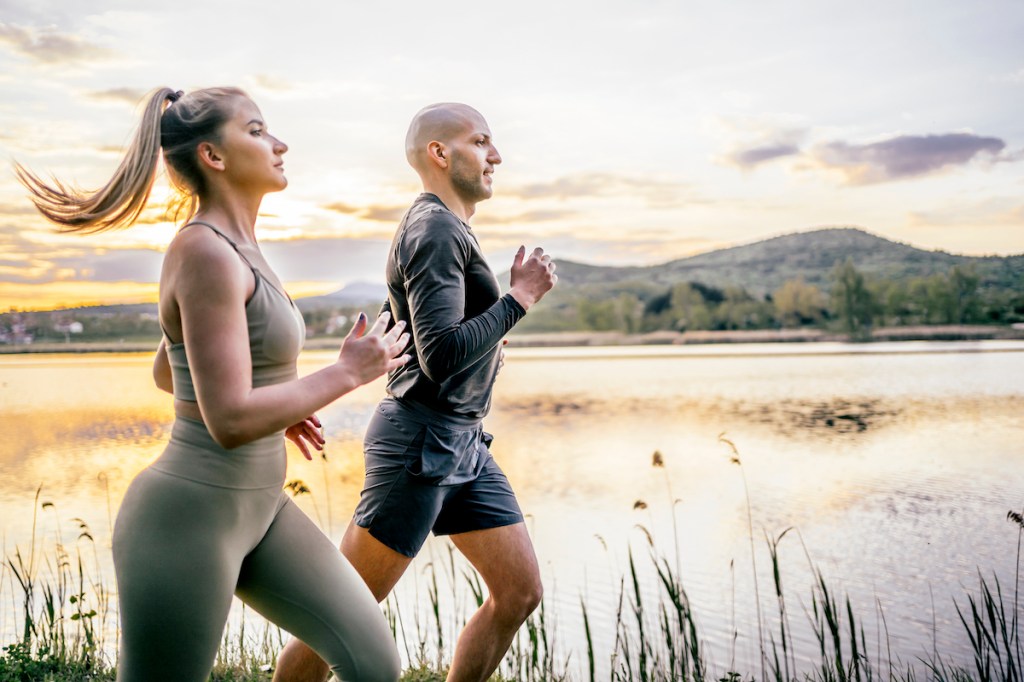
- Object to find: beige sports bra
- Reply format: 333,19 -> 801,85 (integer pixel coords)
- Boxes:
162,221 -> 306,402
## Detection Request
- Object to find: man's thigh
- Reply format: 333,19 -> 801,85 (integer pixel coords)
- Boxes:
432,454 -> 524,536
449,522 -> 541,595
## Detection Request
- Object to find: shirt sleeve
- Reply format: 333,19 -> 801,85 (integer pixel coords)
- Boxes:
400,216 -> 525,384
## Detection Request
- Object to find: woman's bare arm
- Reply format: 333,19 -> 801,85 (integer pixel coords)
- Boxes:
152,339 -> 173,394
170,231 -> 408,449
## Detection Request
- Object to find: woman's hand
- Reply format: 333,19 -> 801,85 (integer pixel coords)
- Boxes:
286,414 -> 324,461
337,311 -> 411,387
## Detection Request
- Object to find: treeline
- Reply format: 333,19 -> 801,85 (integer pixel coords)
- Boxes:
0,307 -> 367,345
0,311 -> 163,345
514,260 -> 1024,336
5,260 -> 1022,346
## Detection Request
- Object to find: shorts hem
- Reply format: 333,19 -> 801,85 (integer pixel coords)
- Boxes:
433,512 -> 525,538
356,520 -> 421,559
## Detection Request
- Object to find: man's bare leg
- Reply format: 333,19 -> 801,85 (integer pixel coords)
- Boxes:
272,523 -> 412,682
445,523 -> 543,682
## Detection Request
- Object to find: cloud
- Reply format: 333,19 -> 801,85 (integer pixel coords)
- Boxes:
503,173 -> 698,208
87,87 -> 147,105
0,201 -> 41,217
0,22 -> 114,64
361,205 -> 408,222
261,238 -> 390,284
992,67 -> 1024,84
724,142 -> 802,169
811,132 -> 1007,185
474,209 -> 577,226
908,197 -> 1024,228
250,73 -> 295,93
320,202 -> 408,222
321,202 -> 360,214
712,116 -> 809,171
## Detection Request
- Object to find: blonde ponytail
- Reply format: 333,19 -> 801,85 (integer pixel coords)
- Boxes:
15,87 -> 180,233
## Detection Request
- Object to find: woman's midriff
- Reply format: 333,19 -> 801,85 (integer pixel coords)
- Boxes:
175,399 -> 204,422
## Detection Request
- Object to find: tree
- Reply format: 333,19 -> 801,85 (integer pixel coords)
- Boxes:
773,278 -> 825,327
830,258 -> 875,338
669,283 -> 712,331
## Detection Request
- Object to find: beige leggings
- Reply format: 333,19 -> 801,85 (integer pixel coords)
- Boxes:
112,417 -> 399,682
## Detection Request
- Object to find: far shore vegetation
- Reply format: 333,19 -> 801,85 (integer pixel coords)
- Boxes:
3,257 -> 1024,354
2,443 -> 1021,681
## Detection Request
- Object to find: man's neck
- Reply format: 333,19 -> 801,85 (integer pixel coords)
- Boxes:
420,182 -> 476,223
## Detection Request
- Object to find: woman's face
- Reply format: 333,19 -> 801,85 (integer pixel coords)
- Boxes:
214,96 -> 289,195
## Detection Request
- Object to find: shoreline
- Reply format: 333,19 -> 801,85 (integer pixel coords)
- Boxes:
2,324 -> 1023,355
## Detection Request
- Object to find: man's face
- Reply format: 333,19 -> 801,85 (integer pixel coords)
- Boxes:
447,114 -> 502,204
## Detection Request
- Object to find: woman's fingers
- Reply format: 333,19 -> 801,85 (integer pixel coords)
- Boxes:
365,310 -> 392,337
381,320 -> 407,346
345,312 -> 368,340
387,354 -> 412,372
389,332 -> 411,356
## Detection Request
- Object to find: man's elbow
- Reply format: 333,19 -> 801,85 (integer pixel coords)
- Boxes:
419,353 -> 456,385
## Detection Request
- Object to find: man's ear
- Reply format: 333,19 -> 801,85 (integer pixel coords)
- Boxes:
197,141 -> 225,171
427,141 -> 448,169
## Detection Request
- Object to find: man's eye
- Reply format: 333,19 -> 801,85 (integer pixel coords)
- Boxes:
251,129 -> 263,136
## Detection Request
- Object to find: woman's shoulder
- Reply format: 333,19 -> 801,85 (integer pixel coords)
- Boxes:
166,224 -> 243,271
163,225 -> 253,303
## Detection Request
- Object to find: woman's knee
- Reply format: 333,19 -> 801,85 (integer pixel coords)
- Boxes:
341,640 -> 401,682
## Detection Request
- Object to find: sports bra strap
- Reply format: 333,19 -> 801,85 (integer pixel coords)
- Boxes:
181,220 -> 260,274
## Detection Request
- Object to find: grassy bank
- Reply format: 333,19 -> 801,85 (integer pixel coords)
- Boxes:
3,325 -> 1023,356
2,448 -> 1021,681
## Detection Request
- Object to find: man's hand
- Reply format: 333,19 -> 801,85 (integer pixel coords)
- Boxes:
509,246 -> 557,311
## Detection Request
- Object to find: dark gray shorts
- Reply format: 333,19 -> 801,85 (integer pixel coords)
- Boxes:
352,397 -> 524,558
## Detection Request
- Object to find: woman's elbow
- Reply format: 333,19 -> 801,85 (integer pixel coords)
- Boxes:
205,415 -> 252,450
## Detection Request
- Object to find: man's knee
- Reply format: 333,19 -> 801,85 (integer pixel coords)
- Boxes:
495,574 -> 543,624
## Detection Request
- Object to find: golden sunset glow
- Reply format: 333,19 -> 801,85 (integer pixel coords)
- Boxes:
1,2 -> 1022,311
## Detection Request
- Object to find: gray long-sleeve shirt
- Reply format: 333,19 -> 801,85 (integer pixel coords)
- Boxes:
382,193 -> 525,419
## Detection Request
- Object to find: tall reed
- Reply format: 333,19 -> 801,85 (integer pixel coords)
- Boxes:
2,456 -> 1020,681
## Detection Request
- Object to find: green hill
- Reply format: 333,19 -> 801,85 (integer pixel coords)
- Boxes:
4,227 -> 1022,342
550,227 -> 1023,297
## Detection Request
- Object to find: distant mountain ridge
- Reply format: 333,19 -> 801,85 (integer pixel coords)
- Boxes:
293,281 -> 388,313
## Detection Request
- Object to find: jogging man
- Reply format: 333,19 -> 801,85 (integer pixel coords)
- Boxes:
275,103 -> 557,682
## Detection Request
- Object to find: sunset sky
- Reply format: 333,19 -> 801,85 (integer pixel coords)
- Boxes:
1,0 -> 1022,310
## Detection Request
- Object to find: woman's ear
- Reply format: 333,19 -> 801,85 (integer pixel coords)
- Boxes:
197,141 -> 225,172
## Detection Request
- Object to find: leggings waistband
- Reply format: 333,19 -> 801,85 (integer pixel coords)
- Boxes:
149,416 -> 286,489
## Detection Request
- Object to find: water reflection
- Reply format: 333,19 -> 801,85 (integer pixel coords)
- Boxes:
0,345 -> 1021,675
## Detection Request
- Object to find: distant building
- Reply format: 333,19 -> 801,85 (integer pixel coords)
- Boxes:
0,322 -> 34,345
324,314 -> 349,335
54,321 -> 84,334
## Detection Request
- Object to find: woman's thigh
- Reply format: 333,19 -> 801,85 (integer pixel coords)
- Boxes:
113,468 -> 255,682
235,496 -> 400,681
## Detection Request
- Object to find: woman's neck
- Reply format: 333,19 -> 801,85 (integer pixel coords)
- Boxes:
192,193 -> 263,244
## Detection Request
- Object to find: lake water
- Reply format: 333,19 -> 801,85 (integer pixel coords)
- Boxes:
1,341 -> 1022,677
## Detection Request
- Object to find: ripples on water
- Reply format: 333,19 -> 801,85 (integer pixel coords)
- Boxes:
0,342 -> 1021,675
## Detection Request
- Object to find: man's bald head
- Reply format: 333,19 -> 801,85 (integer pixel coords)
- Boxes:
405,103 -> 486,172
